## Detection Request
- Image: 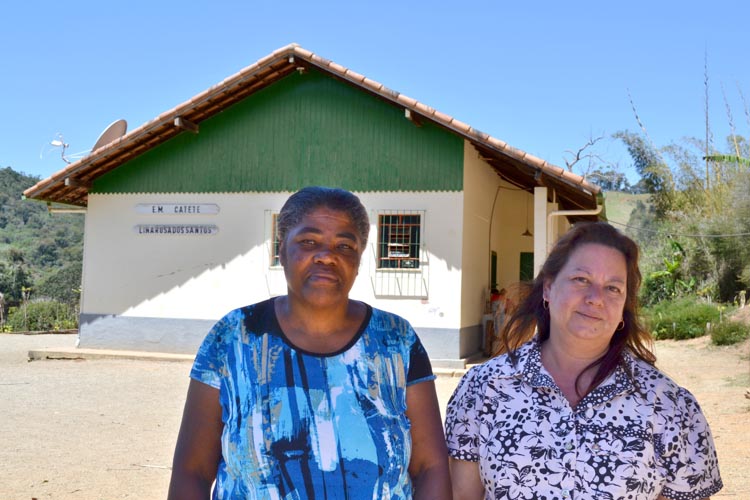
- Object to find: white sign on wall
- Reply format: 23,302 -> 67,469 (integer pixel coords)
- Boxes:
135,203 -> 220,215
134,224 -> 219,235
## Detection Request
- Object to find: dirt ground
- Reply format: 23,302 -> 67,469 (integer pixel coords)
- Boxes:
0,332 -> 747,500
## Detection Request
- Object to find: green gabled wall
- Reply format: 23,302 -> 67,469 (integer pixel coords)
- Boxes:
92,70 -> 463,194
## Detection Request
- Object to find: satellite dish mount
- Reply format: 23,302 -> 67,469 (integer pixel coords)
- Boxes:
50,134 -> 72,164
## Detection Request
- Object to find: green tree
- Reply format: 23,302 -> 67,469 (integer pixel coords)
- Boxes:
617,131 -> 750,302
1,261 -> 33,306
587,168 -> 632,192
613,131 -> 675,217
0,166 -> 84,314
36,262 -> 82,306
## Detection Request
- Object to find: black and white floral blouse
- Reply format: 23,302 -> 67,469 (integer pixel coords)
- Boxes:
445,339 -> 723,500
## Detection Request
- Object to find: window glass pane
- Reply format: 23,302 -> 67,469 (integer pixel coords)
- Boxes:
377,212 -> 421,269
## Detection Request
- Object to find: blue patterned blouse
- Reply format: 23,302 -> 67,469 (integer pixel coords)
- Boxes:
191,298 -> 435,499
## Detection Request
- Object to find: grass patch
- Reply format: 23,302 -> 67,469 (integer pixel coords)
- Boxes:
711,320 -> 750,346
642,297 -> 721,340
603,191 -> 650,225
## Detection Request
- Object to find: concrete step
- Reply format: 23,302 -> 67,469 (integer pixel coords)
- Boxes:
28,347 -> 490,378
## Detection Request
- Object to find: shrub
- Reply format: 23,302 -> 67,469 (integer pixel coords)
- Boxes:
4,299 -> 77,332
640,272 -> 671,306
35,262 -> 82,306
642,297 -> 721,340
710,320 -> 750,346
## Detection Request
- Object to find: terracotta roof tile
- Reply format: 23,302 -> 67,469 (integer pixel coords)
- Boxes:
432,110 -> 453,124
381,87 -> 400,100
450,118 -> 471,134
414,102 -> 435,116
343,69 -> 366,83
395,94 -> 418,107
293,46 -> 314,58
362,77 -> 384,93
328,61 -> 348,74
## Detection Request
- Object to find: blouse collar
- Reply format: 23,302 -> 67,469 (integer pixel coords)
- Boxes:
516,338 -> 637,409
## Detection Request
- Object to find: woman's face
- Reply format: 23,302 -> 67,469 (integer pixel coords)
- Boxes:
279,207 -> 363,309
543,243 -> 628,349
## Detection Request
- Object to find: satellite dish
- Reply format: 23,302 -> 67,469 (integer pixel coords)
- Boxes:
91,119 -> 127,152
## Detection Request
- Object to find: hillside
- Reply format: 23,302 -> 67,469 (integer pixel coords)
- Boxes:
0,167 -> 84,307
602,190 -> 650,226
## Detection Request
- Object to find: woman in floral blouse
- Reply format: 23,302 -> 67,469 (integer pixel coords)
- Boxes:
445,222 -> 722,500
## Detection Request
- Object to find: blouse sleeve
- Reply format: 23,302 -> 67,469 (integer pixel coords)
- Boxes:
189,312 -> 236,389
658,387 -> 723,499
444,366 -> 482,462
406,333 -> 435,385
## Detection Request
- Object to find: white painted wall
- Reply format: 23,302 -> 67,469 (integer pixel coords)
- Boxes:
461,142 -> 534,326
82,190 -> 464,331
82,192 -> 291,319
461,144 -> 496,327
355,192 -> 463,330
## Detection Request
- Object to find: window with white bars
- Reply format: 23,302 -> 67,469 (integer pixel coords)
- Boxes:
371,210 -> 428,298
264,210 -> 286,296
377,212 -> 422,269
270,213 -> 281,267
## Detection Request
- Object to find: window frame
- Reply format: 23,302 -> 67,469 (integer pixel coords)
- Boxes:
376,211 -> 423,270
269,212 -> 282,268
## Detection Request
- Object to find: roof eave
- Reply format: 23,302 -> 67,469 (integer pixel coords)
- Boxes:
23,43 -> 600,210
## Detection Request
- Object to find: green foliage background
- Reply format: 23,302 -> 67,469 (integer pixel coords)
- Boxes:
600,126 -> 750,345
0,167 -> 83,330
603,133 -> 750,306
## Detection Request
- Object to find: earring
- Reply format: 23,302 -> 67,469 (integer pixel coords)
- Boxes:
616,319 -> 625,331
542,299 -> 549,310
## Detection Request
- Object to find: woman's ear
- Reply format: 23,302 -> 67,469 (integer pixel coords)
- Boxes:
542,279 -> 551,301
278,240 -> 287,267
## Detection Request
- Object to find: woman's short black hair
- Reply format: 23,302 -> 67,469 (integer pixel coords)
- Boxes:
277,186 -> 370,247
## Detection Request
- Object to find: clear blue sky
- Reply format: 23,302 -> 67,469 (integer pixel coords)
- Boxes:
3,1 -> 748,184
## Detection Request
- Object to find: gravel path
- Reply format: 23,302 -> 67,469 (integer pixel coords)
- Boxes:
1,333 -> 747,499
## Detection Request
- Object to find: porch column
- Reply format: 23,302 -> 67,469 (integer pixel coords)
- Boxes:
533,186 -> 547,277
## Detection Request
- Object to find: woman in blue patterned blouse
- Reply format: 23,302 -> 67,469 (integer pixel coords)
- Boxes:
446,221 -> 722,500
169,186 -> 450,499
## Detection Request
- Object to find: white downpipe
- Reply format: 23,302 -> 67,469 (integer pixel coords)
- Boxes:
545,205 -> 604,255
